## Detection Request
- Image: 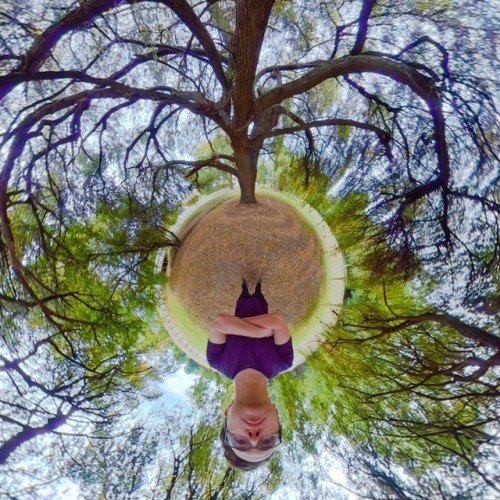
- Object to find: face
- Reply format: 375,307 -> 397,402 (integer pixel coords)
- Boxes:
225,401 -> 280,461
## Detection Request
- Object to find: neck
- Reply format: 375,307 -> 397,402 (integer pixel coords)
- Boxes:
233,368 -> 270,405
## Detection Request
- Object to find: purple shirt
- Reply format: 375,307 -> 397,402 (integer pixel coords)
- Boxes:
206,291 -> 294,379
206,336 -> 294,379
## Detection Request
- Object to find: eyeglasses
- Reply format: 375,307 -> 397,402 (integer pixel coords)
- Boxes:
223,417 -> 282,451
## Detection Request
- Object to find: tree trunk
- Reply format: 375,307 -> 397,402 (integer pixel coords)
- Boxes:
232,140 -> 258,204
238,169 -> 257,204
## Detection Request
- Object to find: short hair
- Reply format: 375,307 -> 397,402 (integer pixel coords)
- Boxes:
218,424 -> 272,471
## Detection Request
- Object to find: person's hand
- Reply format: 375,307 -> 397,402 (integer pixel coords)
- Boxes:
211,314 -> 273,339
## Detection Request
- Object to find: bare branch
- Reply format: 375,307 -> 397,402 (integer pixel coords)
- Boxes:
163,0 -> 229,90
0,0 -> 130,100
0,407 -> 76,465
254,62 -> 320,87
160,156 -> 238,179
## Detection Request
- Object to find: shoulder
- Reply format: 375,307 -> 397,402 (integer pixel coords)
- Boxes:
206,336 -> 249,379
259,338 -> 294,378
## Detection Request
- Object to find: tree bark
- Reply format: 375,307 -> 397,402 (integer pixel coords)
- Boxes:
238,175 -> 257,203
231,0 -> 276,130
232,139 -> 258,203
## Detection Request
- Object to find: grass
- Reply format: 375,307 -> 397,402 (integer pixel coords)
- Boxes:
161,186 -> 345,360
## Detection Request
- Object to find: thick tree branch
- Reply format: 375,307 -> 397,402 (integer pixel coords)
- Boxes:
0,44 -> 227,90
0,408 -> 75,465
20,0 -> 128,74
0,0 -> 133,100
0,72 -> 221,127
351,0 -> 377,55
403,312 -> 500,350
254,62 -> 320,87
257,55 -> 438,110
0,293 -> 34,308
184,157 -> 238,178
153,156 -> 238,183
255,117 -> 392,157
1,77 -> 225,183
231,0 -> 276,130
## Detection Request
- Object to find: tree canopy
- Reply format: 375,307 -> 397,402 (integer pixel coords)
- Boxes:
0,0 -> 498,497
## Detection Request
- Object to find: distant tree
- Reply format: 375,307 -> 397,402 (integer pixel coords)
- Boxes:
335,440 -> 490,500
0,194 -> 180,463
68,411 -> 280,500
321,290 -> 499,486
271,178 -> 499,496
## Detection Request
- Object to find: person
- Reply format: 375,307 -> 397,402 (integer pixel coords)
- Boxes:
206,280 -> 294,471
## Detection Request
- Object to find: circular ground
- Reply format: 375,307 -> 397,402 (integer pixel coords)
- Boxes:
169,196 -> 323,329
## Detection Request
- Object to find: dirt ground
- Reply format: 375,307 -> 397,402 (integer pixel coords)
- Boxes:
169,196 -> 323,329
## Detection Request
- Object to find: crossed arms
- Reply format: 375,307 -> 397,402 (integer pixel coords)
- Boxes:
209,312 -> 291,346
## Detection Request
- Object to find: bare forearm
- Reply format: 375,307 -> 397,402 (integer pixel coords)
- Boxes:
242,312 -> 284,329
242,312 -> 291,345
212,314 -> 273,338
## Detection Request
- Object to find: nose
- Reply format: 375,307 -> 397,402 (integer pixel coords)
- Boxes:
246,428 -> 262,440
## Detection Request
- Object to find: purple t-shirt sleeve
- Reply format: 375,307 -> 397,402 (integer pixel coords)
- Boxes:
206,341 -> 225,369
275,338 -> 294,367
